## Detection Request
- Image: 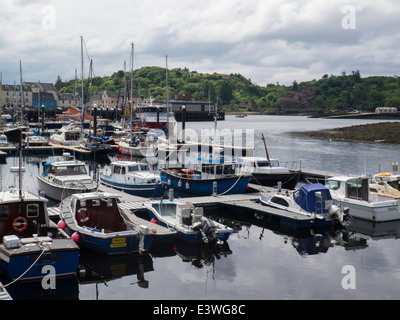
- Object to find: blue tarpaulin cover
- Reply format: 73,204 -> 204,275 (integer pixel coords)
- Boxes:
293,183 -> 332,214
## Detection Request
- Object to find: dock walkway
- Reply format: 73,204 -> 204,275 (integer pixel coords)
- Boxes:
0,283 -> 12,300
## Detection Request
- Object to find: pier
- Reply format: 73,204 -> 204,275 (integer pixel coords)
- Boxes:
48,182 -> 328,230
0,283 -> 12,300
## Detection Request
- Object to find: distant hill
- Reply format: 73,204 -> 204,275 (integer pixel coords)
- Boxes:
55,68 -> 400,114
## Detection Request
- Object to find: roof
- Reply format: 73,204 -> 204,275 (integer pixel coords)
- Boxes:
71,192 -> 121,200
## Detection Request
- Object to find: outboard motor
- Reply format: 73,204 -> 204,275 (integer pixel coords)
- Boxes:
193,219 -> 218,244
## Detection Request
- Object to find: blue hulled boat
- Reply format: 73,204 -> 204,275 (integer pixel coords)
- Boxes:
100,160 -> 165,198
58,192 -> 155,254
159,156 -> 251,196
0,189 -> 79,281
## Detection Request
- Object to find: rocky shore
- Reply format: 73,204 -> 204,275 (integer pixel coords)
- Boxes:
289,121 -> 400,144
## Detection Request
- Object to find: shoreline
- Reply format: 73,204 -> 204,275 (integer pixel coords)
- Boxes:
288,121 -> 400,145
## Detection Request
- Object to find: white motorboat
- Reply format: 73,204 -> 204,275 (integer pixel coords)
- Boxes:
100,160 -> 165,198
259,183 -> 349,226
241,156 -> 300,189
37,153 -> 97,201
325,176 -> 400,222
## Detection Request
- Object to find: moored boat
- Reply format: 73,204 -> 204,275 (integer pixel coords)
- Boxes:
37,153 -> 97,201
58,191 -> 155,254
160,155 -> 251,196
259,183 -> 349,227
100,160 -> 165,198
325,176 -> 400,222
144,199 -> 233,244
0,188 -> 79,281
241,156 -> 300,189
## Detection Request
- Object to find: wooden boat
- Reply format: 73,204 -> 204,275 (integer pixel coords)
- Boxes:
37,153 -> 98,201
144,199 -> 233,244
259,183 -> 349,227
100,160 -> 165,198
0,188 -> 79,281
58,191 -> 155,254
325,176 -> 400,222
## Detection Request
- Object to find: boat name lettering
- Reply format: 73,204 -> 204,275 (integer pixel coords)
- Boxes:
110,237 -> 127,248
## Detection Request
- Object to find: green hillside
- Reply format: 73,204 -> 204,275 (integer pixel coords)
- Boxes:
55,67 -> 400,114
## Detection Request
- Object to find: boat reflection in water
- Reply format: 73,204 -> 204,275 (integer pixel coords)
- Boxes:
77,247 -> 154,290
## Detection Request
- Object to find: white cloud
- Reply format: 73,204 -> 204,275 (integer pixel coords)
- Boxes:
1,0 -> 400,86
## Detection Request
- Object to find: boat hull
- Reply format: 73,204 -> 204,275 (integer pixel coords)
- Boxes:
160,171 -> 251,196
99,175 -> 165,198
0,239 -> 79,281
332,198 -> 400,222
64,225 -> 153,254
250,172 -> 299,190
37,176 -> 97,201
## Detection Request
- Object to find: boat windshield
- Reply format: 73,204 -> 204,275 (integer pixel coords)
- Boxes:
55,165 -> 87,175
326,180 -> 341,191
258,160 -> 280,167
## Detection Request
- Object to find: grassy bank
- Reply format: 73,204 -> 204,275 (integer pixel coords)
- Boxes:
289,121 -> 400,144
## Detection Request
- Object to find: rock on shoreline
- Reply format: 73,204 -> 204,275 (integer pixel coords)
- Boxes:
289,121 -> 400,144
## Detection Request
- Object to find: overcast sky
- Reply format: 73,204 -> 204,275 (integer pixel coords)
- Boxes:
1,0 -> 399,87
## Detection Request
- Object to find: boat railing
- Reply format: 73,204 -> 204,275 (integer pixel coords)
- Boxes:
281,160 -> 302,171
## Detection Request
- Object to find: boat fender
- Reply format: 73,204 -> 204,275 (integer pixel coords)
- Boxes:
71,232 -> 80,243
13,216 -> 28,232
76,208 -> 90,223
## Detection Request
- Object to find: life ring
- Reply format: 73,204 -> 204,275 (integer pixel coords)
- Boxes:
186,169 -> 195,179
13,216 -> 28,232
76,208 -> 90,223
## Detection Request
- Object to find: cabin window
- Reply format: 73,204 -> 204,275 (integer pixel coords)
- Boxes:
129,165 -> 139,172
92,199 -> 100,206
113,166 -> 122,174
140,164 -> 149,171
271,196 -> 289,207
27,204 -> 39,218
346,179 -> 369,201
79,200 -> 86,207
0,205 -> 9,219
216,165 -> 223,175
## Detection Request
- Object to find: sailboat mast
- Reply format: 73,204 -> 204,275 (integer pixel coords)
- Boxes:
19,60 -> 26,124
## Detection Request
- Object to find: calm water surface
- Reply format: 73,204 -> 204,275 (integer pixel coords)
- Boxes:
2,115 -> 400,300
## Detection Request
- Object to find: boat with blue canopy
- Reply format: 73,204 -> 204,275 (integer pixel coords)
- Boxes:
259,183 -> 349,227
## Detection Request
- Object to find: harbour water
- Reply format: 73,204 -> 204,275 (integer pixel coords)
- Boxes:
1,115 -> 400,300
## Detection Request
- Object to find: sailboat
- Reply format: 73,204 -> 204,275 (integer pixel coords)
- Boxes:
0,132 -> 79,281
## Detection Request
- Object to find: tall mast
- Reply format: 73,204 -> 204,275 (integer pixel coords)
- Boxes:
19,60 -> 26,124
81,36 -> 84,109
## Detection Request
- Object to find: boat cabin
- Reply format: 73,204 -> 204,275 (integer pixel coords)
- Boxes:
198,157 -> 243,179
111,161 -> 151,175
43,161 -> 88,177
241,156 -> 290,173
70,193 -> 126,233
0,189 -> 49,238
326,176 -> 369,201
